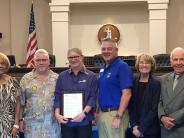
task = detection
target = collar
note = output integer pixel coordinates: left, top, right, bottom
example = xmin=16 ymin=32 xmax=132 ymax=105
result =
xmin=174 ymin=72 xmax=184 ymax=80
xmin=68 ymin=67 xmax=89 ymax=75
xmin=32 ymin=69 xmax=52 ymax=79
xmin=103 ymin=57 xmax=120 ymax=69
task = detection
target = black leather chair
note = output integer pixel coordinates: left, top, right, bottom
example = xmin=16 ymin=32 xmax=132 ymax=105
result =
xmin=7 ymin=55 xmax=16 ymax=67
xmin=153 ymin=54 xmax=170 ymax=67
xmin=120 ymin=56 xmax=136 ymax=66
xmin=84 ymin=56 xmax=94 ymax=67
xmin=93 ymin=54 xmax=104 ymax=67
xmin=49 ymin=54 xmax=55 ymax=67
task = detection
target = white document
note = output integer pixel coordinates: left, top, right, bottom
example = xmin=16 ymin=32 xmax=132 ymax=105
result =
xmin=63 ymin=93 xmax=83 ymax=118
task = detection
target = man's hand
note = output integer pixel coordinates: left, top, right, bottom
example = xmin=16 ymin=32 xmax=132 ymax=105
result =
xmin=111 ymin=117 xmax=121 ymax=129
xmin=93 ymin=112 xmax=99 ymax=125
xmin=161 ymin=116 xmax=175 ymax=129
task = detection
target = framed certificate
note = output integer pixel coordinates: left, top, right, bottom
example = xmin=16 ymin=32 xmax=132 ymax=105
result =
xmin=60 ymin=91 xmax=84 ymax=119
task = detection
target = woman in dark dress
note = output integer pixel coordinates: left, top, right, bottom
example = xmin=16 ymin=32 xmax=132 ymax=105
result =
xmin=129 ymin=53 xmax=161 ymax=138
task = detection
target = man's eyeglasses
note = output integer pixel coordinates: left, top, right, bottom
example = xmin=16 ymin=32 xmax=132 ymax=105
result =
xmin=68 ymin=56 xmax=80 ymax=60
xmin=35 ymin=59 xmax=49 ymax=62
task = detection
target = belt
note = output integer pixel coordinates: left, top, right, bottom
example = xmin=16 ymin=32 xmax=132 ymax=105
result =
xmin=101 ymin=107 xmax=119 ymax=112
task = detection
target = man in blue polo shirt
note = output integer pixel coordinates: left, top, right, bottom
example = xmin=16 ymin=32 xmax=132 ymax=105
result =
xmin=97 ymin=39 xmax=133 ymax=138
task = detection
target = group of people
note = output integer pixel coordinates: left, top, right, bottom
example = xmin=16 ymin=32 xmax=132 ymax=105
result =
xmin=0 ymin=39 xmax=184 ymax=138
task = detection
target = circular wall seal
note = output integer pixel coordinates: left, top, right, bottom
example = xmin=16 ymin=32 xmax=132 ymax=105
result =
xmin=98 ymin=24 xmax=120 ymax=43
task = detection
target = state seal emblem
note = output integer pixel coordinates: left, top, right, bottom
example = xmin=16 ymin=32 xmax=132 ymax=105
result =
xmin=98 ymin=24 xmax=120 ymax=43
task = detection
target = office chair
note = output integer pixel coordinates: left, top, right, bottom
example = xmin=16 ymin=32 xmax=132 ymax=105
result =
xmin=84 ymin=56 xmax=94 ymax=67
xmin=7 ymin=55 xmax=16 ymax=67
xmin=49 ymin=54 xmax=55 ymax=67
xmin=120 ymin=56 xmax=136 ymax=66
xmin=93 ymin=54 xmax=104 ymax=67
xmin=153 ymin=54 xmax=170 ymax=67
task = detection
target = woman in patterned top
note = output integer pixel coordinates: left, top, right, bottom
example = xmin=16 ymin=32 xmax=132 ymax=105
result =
xmin=0 ymin=53 xmax=20 ymax=138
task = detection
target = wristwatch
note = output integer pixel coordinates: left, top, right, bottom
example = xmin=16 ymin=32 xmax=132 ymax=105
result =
xmin=13 ymin=124 xmax=19 ymax=129
xmin=115 ymin=114 xmax=122 ymax=119
xmin=83 ymin=111 xmax=88 ymax=116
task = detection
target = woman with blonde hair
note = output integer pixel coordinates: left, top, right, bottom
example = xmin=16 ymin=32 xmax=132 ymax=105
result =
xmin=54 ymin=48 xmax=98 ymax=138
xmin=129 ymin=53 xmax=161 ymax=138
xmin=0 ymin=53 xmax=20 ymax=138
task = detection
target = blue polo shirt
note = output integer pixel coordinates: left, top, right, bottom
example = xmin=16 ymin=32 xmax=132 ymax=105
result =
xmin=98 ymin=57 xmax=133 ymax=108
xmin=54 ymin=68 xmax=98 ymax=127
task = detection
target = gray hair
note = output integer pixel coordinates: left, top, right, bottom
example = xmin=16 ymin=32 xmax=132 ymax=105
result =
xmin=34 ymin=49 xmax=49 ymax=60
xmin=101 ymin=39 xmax=118 ymax=47
xmin=135 ymin=53 xmax=156 ymax=73
xmin=170 ymin=47 xmax=184 ymax=59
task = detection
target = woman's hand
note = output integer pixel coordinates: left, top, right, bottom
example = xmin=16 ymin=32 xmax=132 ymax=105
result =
xmin=19 ymin=120 xmax=25 ymax=132
xmin=55 ymin=108 xmax=68 ymax=124
xmin=71 ymin=112 xmax=86 ymax=122
xmin=55 ymin=113 xmax=69 ymax=124
xmin=11 ymin=125 xmax=19 ymax=138
xmin=132 ymin=125 xmax=142 ymax=138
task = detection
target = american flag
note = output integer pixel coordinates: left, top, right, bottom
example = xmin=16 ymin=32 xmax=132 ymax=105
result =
xmin=26 ymin=3 xmax=38 ymax=67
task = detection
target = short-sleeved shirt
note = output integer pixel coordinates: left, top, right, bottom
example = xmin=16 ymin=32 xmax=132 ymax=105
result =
xmin=54 ymin=68 xmax=98 ymax=127
xmin=98 ymin=57 xmax=133 ymax=108
xmin=20 ymin=70 xmax=61 ymax=138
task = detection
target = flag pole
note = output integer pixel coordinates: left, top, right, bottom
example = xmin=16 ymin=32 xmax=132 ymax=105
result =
xmin=26 ymin=0 xmax=38 ymax=67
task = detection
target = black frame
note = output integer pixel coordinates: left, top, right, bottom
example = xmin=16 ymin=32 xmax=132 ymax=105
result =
xmin=60 ymin=90 xmax=84 ymax=119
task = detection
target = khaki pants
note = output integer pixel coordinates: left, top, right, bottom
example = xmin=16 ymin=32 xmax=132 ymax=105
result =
xmin=97 ymin=110 xmax=129 ymax=138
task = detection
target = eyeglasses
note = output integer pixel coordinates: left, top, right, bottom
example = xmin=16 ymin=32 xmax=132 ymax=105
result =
xmin=68 ymin=56 xmax=80 ymax=60
xmin=35 ymin=59 xmax=49 ymax=62
xmin=139 ymin=62 xmax=151 ymax=65
xmin=101 ymin=47 xmax=114 ymax=52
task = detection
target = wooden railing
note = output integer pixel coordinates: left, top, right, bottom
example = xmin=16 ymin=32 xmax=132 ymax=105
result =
xmin=8 ymin=66 xmax=173 ymax=81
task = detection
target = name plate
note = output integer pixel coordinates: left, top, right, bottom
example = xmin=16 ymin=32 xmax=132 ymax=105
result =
xmin=60 ymin=91 xmax=84 ymax=119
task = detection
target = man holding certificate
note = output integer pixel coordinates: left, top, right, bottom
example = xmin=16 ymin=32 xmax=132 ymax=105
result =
xmin=54 ymin=48 xmax=98 ymax=138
